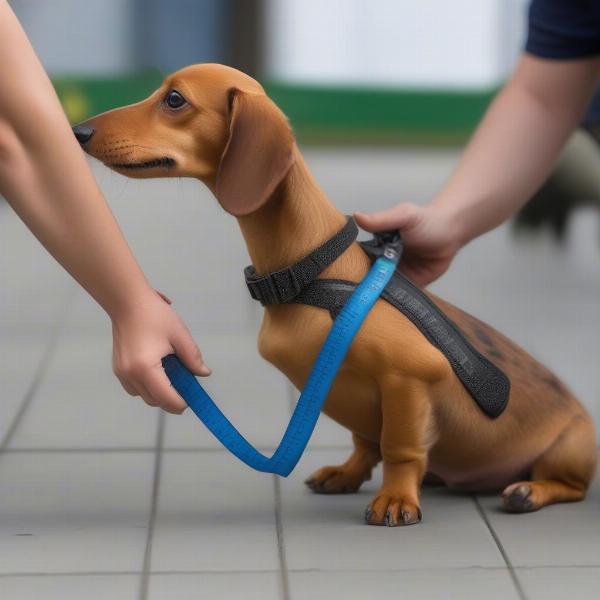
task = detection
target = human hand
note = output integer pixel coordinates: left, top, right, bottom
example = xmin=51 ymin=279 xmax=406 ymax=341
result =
xmin=110 ymin=289 xmax=210 ymax=414
xmin=354 ymin=203 xmax=461 ymax=286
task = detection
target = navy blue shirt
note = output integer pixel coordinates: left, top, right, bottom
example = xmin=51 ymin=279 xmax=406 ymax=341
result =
xmin=526 ymin=0 xmax=600 ymax=59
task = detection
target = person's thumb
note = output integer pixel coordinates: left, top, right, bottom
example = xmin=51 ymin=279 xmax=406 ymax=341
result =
xmin=171 ymin=332 xmax=211 ymax=377
xmin=354 ymin=203 xmax=420 ymax=233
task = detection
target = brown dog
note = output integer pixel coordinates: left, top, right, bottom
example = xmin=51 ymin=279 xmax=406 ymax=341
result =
xmin=74 ymin=64 xmax=596 ymax=526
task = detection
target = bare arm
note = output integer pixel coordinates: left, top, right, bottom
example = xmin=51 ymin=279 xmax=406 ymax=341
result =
xmin=431 ymin=53 xmax=600 ymax=244
xmin=356 ymin=53 xmax=600 ymax=285
xmin=0 ymin=1 xmax=209 ymax=412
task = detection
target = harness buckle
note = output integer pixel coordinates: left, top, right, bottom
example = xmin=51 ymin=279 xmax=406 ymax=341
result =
xmin=256 ymin=276 xmax=280 ymax=305
xmin=377 ymin=230 xmax=403 ymax=261
xmin=244 ymin=217 xmax=360 ymax=306
xmin=272 ymin=268 xmax=303 ymax=303
xmin=361 ymin=229 xmax=403 ymax=263
xmin=245 ymin=266 xmax=303 ymax=305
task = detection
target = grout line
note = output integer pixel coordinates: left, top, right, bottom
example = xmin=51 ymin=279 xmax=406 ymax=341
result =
xmin=0 ymin=447 xmax=158 ymax=454
xmin=0 ymin=445 xmax=275 ymax=454
xmin=0 ymin=287 xmax=77 ymax=451
xmin=0 ymin=568 xmax=440 ymax=579
xmin=139 ymin=412 xmax=165 ymax=600
xmin=273 ymin=476 xmax=291 ymax=600
xmin=0 ymin=444 xmax=356 ymax=455
xmin=1 ymin=564 xmax=598 ymax=579
xmin=472 ymin=495 xmax=528 ymax=600
xmin=0 ymin=571 xmax=144 ymax=579
xmin=7 ymin=565 xmax=600 ymax=579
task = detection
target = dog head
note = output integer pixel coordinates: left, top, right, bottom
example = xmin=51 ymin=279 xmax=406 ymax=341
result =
xmin=73 ymin=64 xmax=296 ymax=216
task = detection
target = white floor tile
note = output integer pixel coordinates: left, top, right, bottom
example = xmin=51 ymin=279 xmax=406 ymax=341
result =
xmin=0 ymin=336 xmax=49 ymax=444
xmin=517 ymin=567 xmax=600 ymax=600
xmin=0 ymin=207 xmax=74 ymax=330
xmin=148 ymin=572 xmax=280 ymax=600
xmin=289 ymin=569 xmax=520 ymax=600
xmin=0 ymin=574 xmax=139 ymax=600
xmin=0 ymin=452 xmax=153 ymax=573
xmin=476 ymin=465 xmax=600 ymax=568
xmin=281 ymin=450 xmax=505 ymax=571
xmin=93 ymin=170 xmax=259 ymax=333
xmin=8 ymin=333 xmax=158 ymax=449
xmin=163 ymin=333 xmax=291 ymax=450
xmin=306 ymin=148 xmax=459 ymax=214
xmin=150 ymin=452 xmax=279 ymax=572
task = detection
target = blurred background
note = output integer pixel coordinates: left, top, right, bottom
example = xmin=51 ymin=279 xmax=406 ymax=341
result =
xmin=1 ymin=2 xmax=599 ymax=598
xmin=12 ymin=0 xmax=527 ymax=142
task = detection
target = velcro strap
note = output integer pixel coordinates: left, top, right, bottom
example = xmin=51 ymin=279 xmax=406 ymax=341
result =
xmin=244 ymin=217 xmax=359 ymax=305
xmin=293 ymin=275 xmax=510 ymax=419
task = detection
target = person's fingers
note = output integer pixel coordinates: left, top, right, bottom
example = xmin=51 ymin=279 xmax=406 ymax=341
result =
xmin=113 ymin=359 xmax=143 ymax=396
xmin=143 ymin=367 xmax=188 ymax=414
xmin=114 ymin=358 xmax=163 ymax=407
xmin=354 ymin=203 xmax=421 ymax=233
xmin=171 ymin=330 xmax=211 ymax=377
xmin=117 ymin=376 xmax=139 ymax=397
xmin=137 ymin=380 xmax=161 ymax=408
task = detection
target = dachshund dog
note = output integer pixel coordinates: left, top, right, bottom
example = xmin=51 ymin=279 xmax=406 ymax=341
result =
xmin=73 ymin=64 xmax=596 ymax=526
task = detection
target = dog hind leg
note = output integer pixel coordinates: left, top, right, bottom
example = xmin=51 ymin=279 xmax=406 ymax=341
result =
xmin=502 ymin=413 xmax=597 ymax=512
xmin=304 ymin=433 xmax=381 ymax=494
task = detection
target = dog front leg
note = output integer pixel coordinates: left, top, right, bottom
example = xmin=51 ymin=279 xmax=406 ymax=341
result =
xmin=365 ymin=378 xmax=431 ymax=527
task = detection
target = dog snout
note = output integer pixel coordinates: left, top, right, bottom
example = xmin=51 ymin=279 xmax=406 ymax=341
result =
xmin=72 ymin=125 xmax=95 ymax=145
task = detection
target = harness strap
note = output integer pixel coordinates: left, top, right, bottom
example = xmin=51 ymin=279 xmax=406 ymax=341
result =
xmin=292 ymin=237 xmax=511 ymax=419
xmin=244 ymin=217 xmax=358 ymax=305
xmin=242 ymin=218 xmax=510 ymax=419
xmin=290 ymin=279 xmax=355 ymax=320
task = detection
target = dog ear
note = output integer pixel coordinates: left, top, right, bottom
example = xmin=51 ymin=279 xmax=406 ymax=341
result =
xmin=216 ymin=88 xmax=295 ymax=216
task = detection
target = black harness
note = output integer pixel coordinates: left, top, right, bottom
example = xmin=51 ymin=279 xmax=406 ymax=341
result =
xmin=244 ymin=218 xmax=510 ymax=418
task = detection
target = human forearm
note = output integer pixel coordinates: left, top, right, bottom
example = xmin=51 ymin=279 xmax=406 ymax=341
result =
xmin=433 ymin=54 xmax=600 ymax=245
xmin=0 ymin=115 xmax=153 ymax=317
xmin=355 ymin=54 xmax=600 ymax=286
xmin=0 ymin=1 xmax=210 ymax=413
xmin=0 ymin=1 xmax=151 ymax=317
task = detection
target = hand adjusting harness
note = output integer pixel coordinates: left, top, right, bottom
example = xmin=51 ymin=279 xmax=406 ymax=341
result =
xmin=163 ymin=217 xmax=509 ymax=476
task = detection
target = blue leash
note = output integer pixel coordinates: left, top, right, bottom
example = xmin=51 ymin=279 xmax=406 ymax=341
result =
xmin=162 ymin=232 xmax=401 ymax=476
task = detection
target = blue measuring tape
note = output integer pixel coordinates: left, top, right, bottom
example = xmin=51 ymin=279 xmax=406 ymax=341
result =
xmin=162 ymin=232 xmax=401 ymax=476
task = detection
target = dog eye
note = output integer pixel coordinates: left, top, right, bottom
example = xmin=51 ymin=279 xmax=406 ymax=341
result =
xmin=164 ymin=90 xmax=187 ymax=110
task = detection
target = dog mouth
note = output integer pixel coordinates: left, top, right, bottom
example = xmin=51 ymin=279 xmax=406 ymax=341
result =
xmin=111 ymin=156 xmax=176 ymax=170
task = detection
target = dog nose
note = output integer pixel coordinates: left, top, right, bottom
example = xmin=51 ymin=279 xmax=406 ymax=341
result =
xmin=72 ymin=125 xmax=94 ymax=145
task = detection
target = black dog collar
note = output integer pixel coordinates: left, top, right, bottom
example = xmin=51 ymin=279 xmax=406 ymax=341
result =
xmin=244 ymin=217 xmax=358 ymax=305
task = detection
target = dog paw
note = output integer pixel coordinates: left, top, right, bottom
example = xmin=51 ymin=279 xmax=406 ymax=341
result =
xmin=304 ymin=465 xmax=369 ymax=494
xmin=364 ymin=492 xmax=422 ymax=527
xmin=502 ymin=482 xmax=538 ymax=513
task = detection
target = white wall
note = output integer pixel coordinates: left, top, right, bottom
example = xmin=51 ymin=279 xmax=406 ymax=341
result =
xmin=10 ymin=0 xmax=137 ymax=74
xmin=265 ymin=0 xmax=528 ymax=89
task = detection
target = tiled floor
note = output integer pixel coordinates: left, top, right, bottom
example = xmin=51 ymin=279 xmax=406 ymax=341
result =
xmin=1 ymin=148 xmax=599 ymax=599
